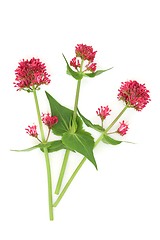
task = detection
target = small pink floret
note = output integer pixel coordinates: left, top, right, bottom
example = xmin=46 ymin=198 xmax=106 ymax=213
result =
xmin=41 ymin=113 xmax=58 ymax=129
xmin=96 ymin=106 xmax=111 ymax=120
xmin=25 ymin=124 xmax=38 ymax=137
xmin=117 ymin=120 xmax=129 ymax=136
xmin=85 ymin=62 xmax=97 ymax=73
xmin=70 ymin=57 xmax=81 ymax=70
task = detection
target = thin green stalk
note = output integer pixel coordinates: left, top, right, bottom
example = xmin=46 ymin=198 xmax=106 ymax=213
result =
xmin=53 ymin=157 xmax=86 ymax=207
xmin=53 ymin=105 xmax=128 ymax=207
xmin=33 ymin=88 xmax=45 ymax=143
xmin=71 ymin=79 xmax=82 ymax=133
xmin=33 ymin=87 xmax=54 ymax=221
xmin=55 ymin=149 xmax=70 ymax=195
xmin=54 ymin=60 xmax=84 ymax=195
xmin=43 ymin=147 xmax=54 ymax=221
xmin=71 ymin=59 xmax=84 ymax=133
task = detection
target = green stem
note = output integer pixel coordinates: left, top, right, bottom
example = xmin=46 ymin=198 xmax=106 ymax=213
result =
xmin=43 ymin=147 xmax=54 ymax=221
xmin=53 ymin=156 xmax=86 ymax=207
xmin=71 ymin=60 xmax=84 ymax=133
xmin=33 ymin=88 xmax=45 ymax=143
xmin=55 ymin=149 xmax=70 ymax=195
xmin=46 ymin=129 xmax=51 ymax=142
xmin=54 ymin=60 xmax=84 ymax=195
xmin=33 ymin=87 xmax=54 ymax=221
xmin=71 ymin=79 xmax=82 ymax=133
xmin=53 ymin=105 xmax=128 ymax=207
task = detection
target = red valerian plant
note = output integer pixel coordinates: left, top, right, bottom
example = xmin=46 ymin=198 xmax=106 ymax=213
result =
xmin=11 ymin=43 xmax=151 ymax=221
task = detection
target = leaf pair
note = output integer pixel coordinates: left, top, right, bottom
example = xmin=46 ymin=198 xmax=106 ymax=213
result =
xmin=11 ymin=93 xmax=98 ymax=170
xmin=46 ymin=92 xmax=97 ymax=169
xmin=11 ymin=140 xmax=70 ymax=153
xmin=63 ymin=54 xmax=113 ymax=81
xmin=78 ymin=109 xmax=135 ymax=146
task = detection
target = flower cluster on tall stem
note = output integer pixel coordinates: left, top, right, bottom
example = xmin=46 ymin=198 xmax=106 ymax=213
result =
xmin=14 ymin=58 xmax=51 ymax=91
xmin=14 ymin=57 xmax=54 ymax=220
xmin=70 ymin=44 xmax=97 ymax=73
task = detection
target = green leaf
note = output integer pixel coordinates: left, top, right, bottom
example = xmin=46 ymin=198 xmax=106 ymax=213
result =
xmin=40 ymin=140 xmax=75 ymax=153
xmin=78 ymin=108 xmax=104 ymax=132
xmin=102 ymin=134 xmax=136 ymax=145
xmin=45 ymin=92 xmax=83 ymax=136
xmin=62 ymin=54 xmax=83 ymax=80
xmin=62 ymin=130 xmax=98 ymax=170
xmin=83 ymin=67 xmax=113 ymax=78
xmin=11 ymin=140 xmax=75 ymax=153
xmin=10 ymin=142 xmax=52 ymax=152
xmin=102 ymin=135 xmax=122 ymax=145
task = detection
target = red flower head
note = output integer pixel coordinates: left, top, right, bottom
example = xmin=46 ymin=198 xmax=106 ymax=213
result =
xmin=70 ymin=44 xmax=97 ymax=73
xmin=117 ymin=121 xmax=129 ymax=136
xmin=96 ymin=106 xmax=111 ymax=121
xmin=14 ymin=58 xmax=51 ymax=91
xmin=25 ymin=124 xmax=38 ymax=138
xmin=117 ymin=80 xmax=151 ymax=111
xmin=41 ymin=113 xmax=58 ymax=129
xmin=75 ymin=44 xmax=97 ymax=62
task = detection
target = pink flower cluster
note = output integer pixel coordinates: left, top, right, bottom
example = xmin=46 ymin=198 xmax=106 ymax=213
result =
xmin=75 ymin=44 xmax=97 ymax=62
xmin=14 ymin=58 xmax=51 ymax=91
xmin=41 ymin=113 xmax=58 ymax=129
xmin=26 ymin=113 xmax=58 ymax=138
xmin=117 ymin=80 xmax=151 ymax=111
xmin=25 ymin=124 xmax=38 ymax=138
xmin=117 ymin=121 xmax=129 ymax=136
xmin=96 ymin=106 xmax=111 ymax=120
xmin=70 ymin=44 xmax=97 ymax=73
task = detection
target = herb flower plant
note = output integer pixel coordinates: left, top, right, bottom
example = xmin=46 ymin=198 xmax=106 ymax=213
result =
xmin=11 ymin=44 xmax=151 ymax=221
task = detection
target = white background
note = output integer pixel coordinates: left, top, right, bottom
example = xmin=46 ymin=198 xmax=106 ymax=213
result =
xmin=0 ymin=0 xmax=160 ymax=239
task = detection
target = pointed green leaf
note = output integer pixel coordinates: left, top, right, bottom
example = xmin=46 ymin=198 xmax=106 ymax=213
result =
xmin=83 ymin=67 xmax=113 ymax=78
xmin=63 ymin=54 xmax=83 ymax=80
xmin=11 ymin=140 xmax=75 ymax=153
xmin=78 ymin=108 xmax=104 ymax=132
xmin=102 ymin=134 xmax=136 ymax=145
xmin=10 ymin=142 xmax=52 ymax=152
xmin=62 ymin=130 xmax=97 ymax=170
xmin=46 ymin=92 xmax=83 ymax=136
xmin=102 ymin=135 xmax=122 ymax=145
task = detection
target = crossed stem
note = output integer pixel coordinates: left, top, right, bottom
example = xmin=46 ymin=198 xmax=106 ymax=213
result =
xmin=53 ymin=105 xmax=128 ymax=207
